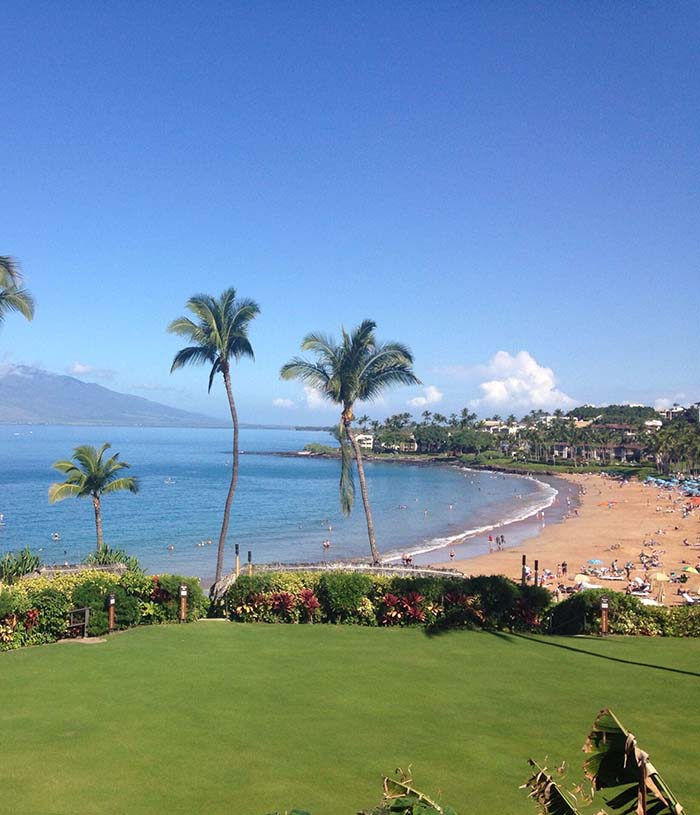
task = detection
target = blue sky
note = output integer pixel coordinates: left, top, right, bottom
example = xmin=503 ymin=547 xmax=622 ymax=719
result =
xmin=2 ymin=2 xmax=698 ymax=423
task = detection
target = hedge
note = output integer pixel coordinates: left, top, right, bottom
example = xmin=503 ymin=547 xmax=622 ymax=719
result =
xmin=226 ymin=572 xmax=553 ymax=632
xmin=0 ymin=570 xmax=208 ymax=650
xmin=549 ymin=589 xmax=700 ymax=636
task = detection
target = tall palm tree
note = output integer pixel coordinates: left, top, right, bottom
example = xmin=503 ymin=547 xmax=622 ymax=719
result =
xmin=168 ymin=289 xmax=259 ymax=583
xmin=48 ymin=443 xmax=139 ymax=550
xmin=0 ymin=256 xmax=35 ymax=327
xmin=281 ymin=319 xmax=420 ymax=564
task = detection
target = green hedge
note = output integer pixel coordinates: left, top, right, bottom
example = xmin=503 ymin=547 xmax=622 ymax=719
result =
xmin=0 ymin=569 xmax=209 ymax=650
xmin=226 ymin=572 xmax=552 ymax=632
xmin=549 ymin=589 xmax=700 ymax=636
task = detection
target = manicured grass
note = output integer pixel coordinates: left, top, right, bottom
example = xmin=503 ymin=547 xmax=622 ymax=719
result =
xmin=2 ymin=624 xmax=698 ymax=814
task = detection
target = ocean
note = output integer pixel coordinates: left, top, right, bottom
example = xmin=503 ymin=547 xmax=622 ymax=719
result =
xmin=0 ymin=425 xmax=565 ymax=579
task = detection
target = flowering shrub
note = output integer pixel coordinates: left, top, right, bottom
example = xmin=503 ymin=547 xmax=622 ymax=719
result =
xmin=0 ymin=569 xmax=209 ymax=650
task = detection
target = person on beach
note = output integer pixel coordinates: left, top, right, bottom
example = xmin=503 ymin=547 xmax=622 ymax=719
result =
xmin=449 ymin=549 xmax=455 ymax=560
xmin=561 ymin=561 xmax=568 ymax=577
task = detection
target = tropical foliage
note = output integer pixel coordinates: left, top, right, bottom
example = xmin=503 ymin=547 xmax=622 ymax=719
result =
xmin=226 ymin=571 xmax=552 ymax=631
xmin=281 ymin=319 xmax=420 ymax=563
xmin=48 ymin=443 xmax=139 ymax=550
xmin=525 ymin=708 xmax=685 ymax=814
xmin=0 ymin=255 xmax=35 ymax=328
xmin=169 ymin=288 xmax=260 ymax=583
xmin=0 ymin=567 xmax=208 ymax=650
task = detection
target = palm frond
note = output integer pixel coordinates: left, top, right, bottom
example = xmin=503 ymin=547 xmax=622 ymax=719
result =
xmin=167 ymin=316 xmax=205 ymax=340
xmin=0 ymin=256 xmax=22 ymax=287
xmin=48 ymin=482 xmax=84 ymax=503
xmin=0 ymin=289 xmax=35 ymax=321
xmin=101 ymin=477 xmax=139 ymax=495
xmin=51 ymin=460 xmax=81 ymax=475
xmin=280 ymin=359 xmax=331 ymax=391
xmin=171 ymin=345 xmax=217 ymax=373
xmin=299 ymin=332 xmax=340 ymax=363
xmin=208 ymin=361 xmax=221 ymax=393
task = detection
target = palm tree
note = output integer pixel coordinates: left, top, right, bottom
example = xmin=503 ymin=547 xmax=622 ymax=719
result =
xmin=0 ymin=256 xmax=35 ymax=327
xmin=168 ymin=289 xmax=259 ymax=583
xmin=48 ymin=443 xmax=139 ymax=550
xmin=281 ymin=319 xmax=420 ymax=564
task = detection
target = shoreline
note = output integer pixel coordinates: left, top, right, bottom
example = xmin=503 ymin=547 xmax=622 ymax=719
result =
xmin=441 ymin=472 xmax=700 ymax=606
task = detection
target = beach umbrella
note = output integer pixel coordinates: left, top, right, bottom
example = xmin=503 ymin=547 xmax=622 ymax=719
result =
xmin=588 ymin=558 xmax=603 ymax=565
xmin=682 ymin=566 xmax=699 ymax=574
xmin=652 ymin=572 xmax=670 ymax=582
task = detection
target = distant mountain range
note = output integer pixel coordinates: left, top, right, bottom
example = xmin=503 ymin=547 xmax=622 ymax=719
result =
xmin=0 ymin=365 xmax=229 ymax=427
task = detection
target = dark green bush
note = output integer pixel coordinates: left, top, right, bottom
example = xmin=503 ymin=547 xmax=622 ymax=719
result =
xmin=154 ymin=574 xmax=208 ymax=621
xmin=549 ymin=590 xmax=649 ymax=635
xmin=317 ymin=572 xmax=374 ymax=623
xmin=27 ymin=586 xmax=71 ymax=639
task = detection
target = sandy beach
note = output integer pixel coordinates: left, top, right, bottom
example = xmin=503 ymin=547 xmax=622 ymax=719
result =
xmin=443 ymin=473 xmax=700 ymax=606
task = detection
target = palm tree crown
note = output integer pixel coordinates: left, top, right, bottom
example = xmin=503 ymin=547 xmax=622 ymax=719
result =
xmin=0 ymin=256 xmax=35 ymax=325
xmin=281 ymin=319 xmax=420 ymax=563
xmin=168 ymin=289 xmax=259 ymax=388
xmin=48 ymin=443 xmax=139 ymax=550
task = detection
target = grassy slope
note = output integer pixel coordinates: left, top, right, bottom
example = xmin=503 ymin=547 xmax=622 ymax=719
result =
xmin=2 ymin=624 xmax=698 ymax=815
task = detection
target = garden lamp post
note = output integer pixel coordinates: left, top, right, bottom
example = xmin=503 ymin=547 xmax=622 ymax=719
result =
xmin=108 ymin=592 xmax=116 ymax=632
xmin=247 ymin=550 xmax=252 ymax=577
xmin=600 ymin=596 xmax=609 ymax=636
xmin=179 ymin=583 xmax=188 ymax=623
xmin=235 ymin=543 xmax=240 ymax=577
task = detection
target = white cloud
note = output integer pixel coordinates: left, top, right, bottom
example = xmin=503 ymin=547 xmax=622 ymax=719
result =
xmin=304 ymin=386 xmax=334 ymax=411
xmin=408 ymin=385 xmax=443 ymax=407
xmin=654 ymin=394 xmax=686 ymax=410
xmin=67 ymin=361 xmax=115 ymax=381
xmin=272 ymin=397 xmax=295 ymax=408
xmin=470 ymin=351 xmax=575 ymax=413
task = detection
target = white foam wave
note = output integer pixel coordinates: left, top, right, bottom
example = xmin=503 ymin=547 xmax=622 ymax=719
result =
xmin=382 ymin=469 xmax=558 ymax=563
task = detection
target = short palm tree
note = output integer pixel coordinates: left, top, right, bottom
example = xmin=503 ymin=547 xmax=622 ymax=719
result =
xmin=281 ymin=319 xmax=420 ymax=564
xmin=168 ymin=288 xmax=260 ymax=583
xmin=0 ymin=256 xmax=35 ymax=327
xmin=48 ymin=443 xmax=139 ymax=550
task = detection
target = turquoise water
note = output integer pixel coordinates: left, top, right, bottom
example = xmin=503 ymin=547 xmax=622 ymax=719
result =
xmin=0 ymin=426 xmax=557 ymax=579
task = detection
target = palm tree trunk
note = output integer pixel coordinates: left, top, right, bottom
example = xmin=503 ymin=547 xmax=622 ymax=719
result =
xmin=347 ymin=425 xmax=381 ymax=564
xmin=92 ymin=495 xmax=104 ymax=550
xmin=216 ymin=366 xmax=240 ymax=584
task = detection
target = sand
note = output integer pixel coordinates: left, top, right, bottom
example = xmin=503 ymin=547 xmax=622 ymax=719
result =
xmin=442 ymin=473 xmax=700 ymax=606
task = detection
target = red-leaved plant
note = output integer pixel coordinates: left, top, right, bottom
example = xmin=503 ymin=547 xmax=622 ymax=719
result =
xmin=298 ymin=588 xmax=321 ymax=622
xmin=23 ymin=608 xmax=40 ymax=631
xmin=270 ymin=591 xmax=296 ymax=620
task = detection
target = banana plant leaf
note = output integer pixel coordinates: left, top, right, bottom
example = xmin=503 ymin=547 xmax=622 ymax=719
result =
xmin=358 ymin=774 xmax=458 ymax=815
xmin=582 ymin=709 xmax=684 ymax=815
xmin=523 ymin=761 xmax=581 ymax=815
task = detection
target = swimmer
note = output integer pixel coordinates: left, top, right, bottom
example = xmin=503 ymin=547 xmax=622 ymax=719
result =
xmin=449 ymin=549 xmax=455 ymax=560
xmin=167 ymin=544 xmax=175 ymax=551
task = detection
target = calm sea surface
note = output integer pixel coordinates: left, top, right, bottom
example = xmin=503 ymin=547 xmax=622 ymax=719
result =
xmin=0 ymin=426 xmax=558 ymax=579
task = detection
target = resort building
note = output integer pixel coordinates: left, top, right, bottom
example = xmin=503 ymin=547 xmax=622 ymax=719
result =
xmin=354 ymin=433 xmax=374 ymax=450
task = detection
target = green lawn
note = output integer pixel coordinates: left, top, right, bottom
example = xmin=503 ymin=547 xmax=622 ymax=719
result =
xmin=2 ymin=623 xmax=698 ymax=814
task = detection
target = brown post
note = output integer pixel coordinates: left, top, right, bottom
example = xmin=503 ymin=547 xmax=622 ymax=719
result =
xmin=179 ymin=583 xmax=188 ymax=623
xmin=235 ymin=543 xmax=240 ymax=578
xmin=247 ymin=550 xmax=252 ymax=577
xmin=108 ymin=592 xmax=116 ymax=632
xmin=534 ymin=559 xmax=539 ymax=587
xmin=521 ymin=555 xmax=527 ymax=586
xmin=600 ymin=597 xmax=609 ymax=635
